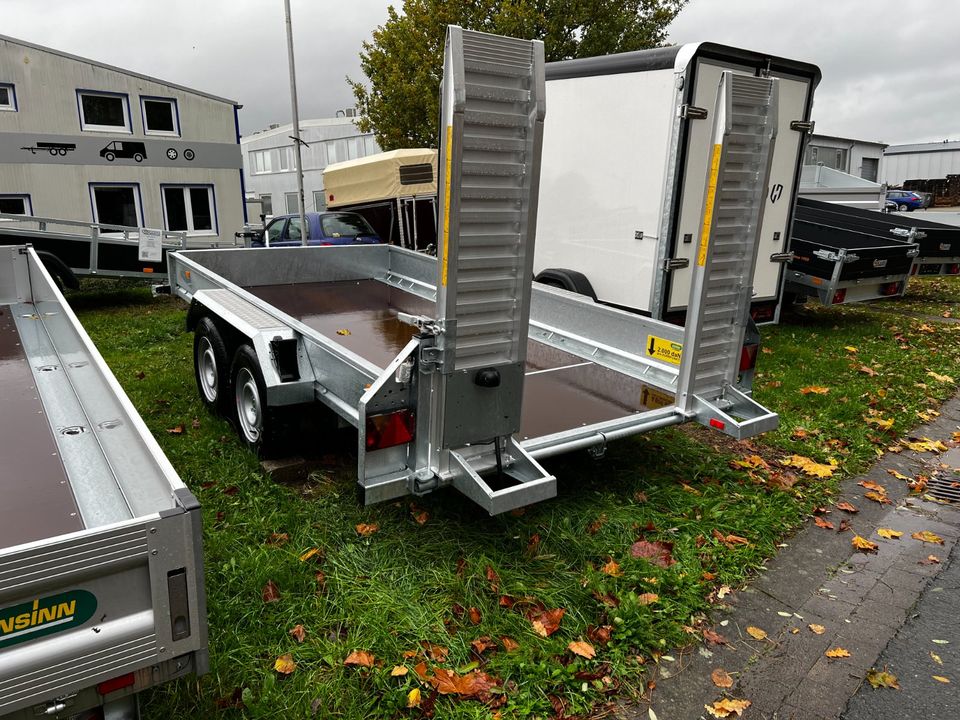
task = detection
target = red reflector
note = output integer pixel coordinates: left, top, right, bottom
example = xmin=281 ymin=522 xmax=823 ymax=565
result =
xmin=880 ymin=281 xmax=901 ymax=296
xmin=97 ymin=672 xmax=135 ymax=695
xmin=739 ymin=344 xmax=759 ymax=372
xmin=949 ymin=264 xmax=960 ymax=275
xmin=365 ymin=409 xmax=416 ymax=451
xmin=143 ymin=267 xmax=154 ymax=273
xmin=709 ymin=418 xmax=725 ymax=430
xmin=832 ymin=289 xmax=847 ymax=304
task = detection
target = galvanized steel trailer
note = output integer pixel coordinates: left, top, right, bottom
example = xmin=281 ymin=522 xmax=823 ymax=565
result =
xmin=171 ymin=27 xmax=778 ymax=516
xmin=0 ymin=246 xmax=207 ymax=719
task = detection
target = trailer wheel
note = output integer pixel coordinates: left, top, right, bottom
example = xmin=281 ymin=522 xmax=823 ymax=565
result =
xmin=231 ymin=345 xmax=283 ymax=456
xmin=194 ymin=318 xmax=231 ymax=413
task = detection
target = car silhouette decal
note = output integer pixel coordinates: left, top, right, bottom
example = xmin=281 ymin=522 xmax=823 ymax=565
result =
xmin=100 ymin=141 xmax=147 ymax=163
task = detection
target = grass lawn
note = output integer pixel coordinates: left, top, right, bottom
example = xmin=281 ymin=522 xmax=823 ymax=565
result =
xmin=67 ymin=276 xmax=960 ymax=719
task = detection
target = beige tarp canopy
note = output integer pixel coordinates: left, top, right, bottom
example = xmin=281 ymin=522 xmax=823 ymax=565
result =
xmin=323 ymin=148 xmax=438 ymax=208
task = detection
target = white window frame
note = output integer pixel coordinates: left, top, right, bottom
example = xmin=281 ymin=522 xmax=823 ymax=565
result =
xmin=161 ymin=184 xmax=218 ymax=236
xmin=285 ymin=192 xmax=299 ymax=214
xmin=0 ymin=83 xmax=17 ymax=112
xmin=77 ymin=90 xmax=132 ymax=133
xmin=0 ymin=194 xmax=32 ymax=218
xmin=89 ymin=183 xmax=143 ymax=231
xmin=312 ymin=189 xmax=327 ymax=211
xmin=140 ymin=96 xmax=180 ymax=136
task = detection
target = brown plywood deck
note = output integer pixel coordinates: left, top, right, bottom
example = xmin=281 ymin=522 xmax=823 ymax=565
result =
xmin=0 ymin=307 xmax=83 ymax=548
xmin=246 ymin=280 xmax=671 ymax=442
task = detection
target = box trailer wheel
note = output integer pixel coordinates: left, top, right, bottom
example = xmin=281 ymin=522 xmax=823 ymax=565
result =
xmin=194 ymin=317 xmax=231 ymax=413
xmin=231 ymin=344 xmax=287 ymax=456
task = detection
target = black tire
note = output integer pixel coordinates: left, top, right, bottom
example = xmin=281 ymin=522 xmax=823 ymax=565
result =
xmin=230 ymin=345 xmax=286 ymax=456
xmin=194 ymin=318 xmax=231 ymax=413
xmin=184 ymin=149 xmax=195 ymax=161
xmin=134 ymin=153 xmax=144 ymax=163
xmin=105 ymin=152 xmax=115 ymax=162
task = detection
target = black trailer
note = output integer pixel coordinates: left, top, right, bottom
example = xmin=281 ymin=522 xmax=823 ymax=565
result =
xmin=19 ymin=141 xmax=77 ymax=157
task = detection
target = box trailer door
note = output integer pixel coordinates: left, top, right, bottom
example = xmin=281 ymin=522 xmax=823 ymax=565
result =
xmin=666 ymin=60 xmax=811 ymax=313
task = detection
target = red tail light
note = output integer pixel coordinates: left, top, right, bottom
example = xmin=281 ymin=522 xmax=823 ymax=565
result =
xmin=365 ymin=409 xmax=416 ymax=451
xmin=97 ymin=672 xmax=136 ymax=696
xmin=739 ymin=344 xmax=759 ymax=372
xmin=949 ymin=264 xmax=960 ymax=275
xmin=832 ymin=289 xmax=847 ymax=304
xmin=880 ymin=282 xmax=901 ymax=296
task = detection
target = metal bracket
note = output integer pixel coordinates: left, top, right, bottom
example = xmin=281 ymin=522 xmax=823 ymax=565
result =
xmin=664 ymin=257 xmax=690 ymax=271
xmin=790 ymin=119 xmax=815 ymax=133
xmin=680 ymin=104 xmax=708 ymax=120
xmin=770 ymin=252 xmax=795 ymax=263
xmin=889 ymin=227 xmax=927 ymax=240
xmin=813 ymin=249 xmax=841 ymax=263
xmin=906 ymin=247 xmax=920 ymax=258
xmin=398 ymin=312 xmax=445 ymax=335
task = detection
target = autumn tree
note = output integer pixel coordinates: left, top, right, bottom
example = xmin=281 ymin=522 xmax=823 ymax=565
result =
xmin=349 ymin=0 xmax=687 ymax=150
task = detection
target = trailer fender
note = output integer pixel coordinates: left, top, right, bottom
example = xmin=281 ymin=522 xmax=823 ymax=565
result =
xmin=35 ymin=251 xmax=80 ymax=290
xmin=534 ymin=268 xmax=597 ymax=301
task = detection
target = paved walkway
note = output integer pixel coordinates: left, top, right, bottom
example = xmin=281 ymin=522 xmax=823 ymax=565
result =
xmin=619 ymin=396 xmax=960 ymax=720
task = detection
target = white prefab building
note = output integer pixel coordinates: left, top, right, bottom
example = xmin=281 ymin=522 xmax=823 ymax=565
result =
xmin=881 ymin=140 xmax=960 ymax=186
xmin=804 ymin=133 xmax=886 ymax=182
xmin=241 ymin=117 xmax=380 ymax=220
xmin=0 ymin=34 xmax=245 ymax=247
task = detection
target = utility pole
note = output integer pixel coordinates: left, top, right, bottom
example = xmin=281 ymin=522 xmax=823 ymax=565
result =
xmin=284 ymin=0 xmax=307 ymax=245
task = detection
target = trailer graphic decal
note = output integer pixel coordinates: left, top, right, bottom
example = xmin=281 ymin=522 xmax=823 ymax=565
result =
xmin=0 ymin=590 xmax=97 ymax=649
xmin=646 ymin=335 xmax=683 ymax=365
xmin=698 ymin=143 xmax=723 ymax=267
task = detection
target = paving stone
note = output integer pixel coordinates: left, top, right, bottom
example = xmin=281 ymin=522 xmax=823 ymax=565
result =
xmin=797 ymin=593 xmax=858 ymax=623
xmin=783 ymin=679 xmax=854 ymax=717
xmin=848 ymin=595 xmax=908 ymax=630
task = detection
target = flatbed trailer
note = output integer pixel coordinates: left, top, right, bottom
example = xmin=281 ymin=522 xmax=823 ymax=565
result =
xmin=171 ymin=27 xmax=778 ymax=515
xmin=0 ymin=245 xmax=207 ymax=719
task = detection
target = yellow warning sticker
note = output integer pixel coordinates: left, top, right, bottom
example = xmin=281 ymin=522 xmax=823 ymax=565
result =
xmin=646 ymin=335 xmax=683 ymax=365
xmin=698 ymin=143 xmax=723 ymax=267
xmin=440 ymin=125 xmax=453 ymax=287
xmin=640 ymin=384 xmax=674 ymax=410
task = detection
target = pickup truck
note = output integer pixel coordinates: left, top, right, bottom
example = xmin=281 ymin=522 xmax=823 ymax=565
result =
xmin=254 ymin=211 xmax=382 ymax=247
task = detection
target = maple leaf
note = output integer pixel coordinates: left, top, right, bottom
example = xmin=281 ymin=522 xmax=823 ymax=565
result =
xmin=485 ymin=565 xmax=500 ymax=593
xmin=355 ymin=523 xmax=380 ymax=537
xmin=858 ymin=480 xmax=886 ymax=492
xmin=428 ymin=667 xmax=499 ymax=699
xmin=704 ymin=698 xmax=751 ymax=717
xmin=471 ymin=636 xmax=496 ymax=655
xmin=825 ymin=647 xmax=851 ymax=658
xmin=587 ymin=625 xmax=613 ymax=646
xmin=410 ymin=504 xmax=430 ymax=525
xmin=299 ymin=547 xmax=321 ymax=562
xmin=808 ymin=624 xmax=826 ymax=635
xmin=630 ymin=539 xmax=676 ymax=568
xmin=877 ymin=528 xmax=903 ymax=540
xmin=836 ymin=501 xmax=859 ymax=513
xmin=912 ymin=531 xmax=945 ymax=544
xmin=746 ymin=626 xmax=768 ymax=641
xmin=927 ymin=371 xmax=955 ymax=383
xmin=637 ymin=592 xmax=660 ymax=605
xmin=904 ymin=438 xmax=949 ymax=453
xmin=420 ymin=641 xmax=449 ymax=662
xmin=500 ymin=636 xmax=520 ymax=652
xmin=731 ymin=454 xmax=769 ymax=470
xmin=274 ymin=653 xmax=296 ymax=674
xmin=800 ymin=386 xmax=830 ymax=395
xmin=261 ymin=580 xmax=281 ymax=603
xmin=865 ymin=416 xmax=895 ymax=431
xmin=852 ymin=535 xmax=879 ymax=553
xmin=344 ymin=650 xmax=375 ymax=668
xmin=528 ymin=607 xmax=565 ymax=637
xmin=391 ymin=665 xmax=408 ymax=677
xmin=866 ymin=668 xmax=900 ymax=689
xmin=711 ymin=668 xmax=734 ymax=688
xmin=785 ymin=455 xmax=836 ymax=478
xmin=814 ymin=516 xmax=834 ymax=530
xmin=703 ymin=628 xmax=729 ymax=646
xmin=601 ymin=558 xmax=623 ymax=576
xmin=864 ymin=490 xmax=892 ymax=505
xmin=288 ymin=624 xmax=307 ymax=643
xmin=568 ymin=640 xmax=596 ymax=659
xmin=468 ymin=607 xmax=482 ymax=625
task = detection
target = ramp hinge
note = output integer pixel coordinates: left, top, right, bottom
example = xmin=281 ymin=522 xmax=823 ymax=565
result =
xmin=790 ymin=120 xmax=815 ymax=134
xmin=680 ymin=104 xmax=708 ymax=120
xmin=770 ymin=252 xmax=795 ymax=263
xmin=813 ymin=249 xmax=839 ymax=263
xmin=664 ymin=258 xmax=690 ymax=271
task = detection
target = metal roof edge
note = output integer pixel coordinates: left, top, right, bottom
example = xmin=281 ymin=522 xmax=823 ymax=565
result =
xmin=0 ymin=33 xmax=240 ymax=106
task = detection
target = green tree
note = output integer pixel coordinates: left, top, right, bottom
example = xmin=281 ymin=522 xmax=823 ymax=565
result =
xmin=349 ymin=0 xmax=687 ymax=150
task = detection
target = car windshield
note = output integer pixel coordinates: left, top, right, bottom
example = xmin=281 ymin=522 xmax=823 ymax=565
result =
xmin=320 ymin=213 xmax=377 ymax=238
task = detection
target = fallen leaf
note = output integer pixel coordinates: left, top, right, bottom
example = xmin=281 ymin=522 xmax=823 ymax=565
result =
xmin=712 ymin=529 xmax=751 ymax=548
xmin=912 ymin=531 xmax=945 ymax=544
xmin=407 ymin=688 xmax=421 ymax=708
xmin=852 ymin=535 xmax=879 ymax=553
xmin=877 ymin=528 xmax=903 ymax=540
xmin=746 ymin=626 xmax=768 ymax=641
xmin=391 ymin=665 xmax=408 ymax=677
xmin=809 ymin=624 xmax=826 ymax=635
xmin=344 ymin=650 xmax=375 ymax=668
xmin=135 ymin=370 xmax=146 ymax=380
xmin=859 ymin=480 xmax=886 ymax=492
xmin=814 ymin=516 xmax=835 ymax=530
xmin=299 ymin=547 xmax=321 ymax=562
xmin=933 ymin=639 xmax=950 ymax=645
xmin=866 ymin=416 xmax=895 ymax=431
xmin=887 ymin=469 xmax=911 ymax=481
xmin=836 ymin=501 xmax=859 ymax=513
xmin=858 ymin=365 xmax=879 ymax=377
xmin=166 ymin=425 xmax=185 ymax=435
xmin=468 ymin=607 xmax=482 ymax=625
xmin=903 ymin=438 xmax=949 ymax=453
xmin=191 ymin=418 xmax=201 ymax=429
xmin=825 ymin=647 xmax=851 ymax=658
xmin=470 ymin=636 xmax=496 ymax=655
xmin=864 ymin=491 xmax=892 ymax=505
xmin=717 ymin=585 xmax=732 ymax=598
xmin=931 ymin=652 xmax=943 ymax=665
xmin=800 ymin=386 xmax=830 ymax=395
xmin=568 ymin=640 xmax=596 ymax=659
xmin=601 ymin=558 xmax=622 ymax=576
xmin=587 ymin=514 xmax=608 ymax=534
xmin=485 ymin=565 xmax=500 ymax=593
xmin=262 ymin=580 xmax=281 ymax=603
xmin=427 ymin=667 xmax=499 ymax=699
xmin=933 ymin=675 xmax=951 ymax=684
xmin=355 ymin=523 xmax=379 ymax=537
xmin=336 ymin=328 xmax=351 ymax=336
xmin=274 ymin=653 xmax=296 ymax=674
xmin=631 ymin=540 xmax=676 ymax=568
xmin=866 ymin=668 xmax=900 ymax=689
xmin=703 ymin=628 xmax=729 ymax=646
xmin=704 ymin=698 xmax=752 ymax=717
xmin=266 ymin=532 xmax=290 ymax=547
xmin=838 ymin=518 xmax=852 ymax=533
xmin=410 ymin=504 xmax=430 ymax=526
xmin=731 ymin=454 xmax=769 ymax=470
xmin=711 ymin=668 xmax=734 ymax=688
xmin=587 ymin=625 xmax=613 ymax=646
xmin=528 ymin=607 xmax=565 ymax=637
xmin=927 ymin=371 xmax=955 ymax=384
xmin=289 ymin=624 xmax=307 ymax=643
xmin=500 ymin=636 xmax=520 ymax=652
xmin=785 ymin=454 xmax=836 ymax=478
xmin=420 ymin=641 xmax=449 ymax=662
xmin=920 ymin=555 xmax=941 ymax=565
xmin=844 ymin=346 xmax=858 ymax=353
xmin=637 ymin=592 xmax=660 ymax=605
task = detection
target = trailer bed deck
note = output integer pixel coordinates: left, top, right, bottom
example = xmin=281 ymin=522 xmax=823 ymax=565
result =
xmin=247 ymin=280 xmax=665 ymax=440
xmin=0 ymin=305 xmax=83 ymax=548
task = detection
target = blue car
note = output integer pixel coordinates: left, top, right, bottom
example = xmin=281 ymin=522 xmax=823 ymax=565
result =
xmin=254 ymin=211 xmax=382 ymax=247
xmin=885 ymin=190 xmax=924 ymax=212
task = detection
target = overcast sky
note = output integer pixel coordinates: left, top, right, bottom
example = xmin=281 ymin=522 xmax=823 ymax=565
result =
xmin=2 ymin=0 xmax=957 ymax=145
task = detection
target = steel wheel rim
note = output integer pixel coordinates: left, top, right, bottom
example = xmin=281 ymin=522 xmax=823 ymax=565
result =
xmin=236 ymin=367 xmax=262 ymax=442
xmin=198 ymin=337 xmax=218 ymax=402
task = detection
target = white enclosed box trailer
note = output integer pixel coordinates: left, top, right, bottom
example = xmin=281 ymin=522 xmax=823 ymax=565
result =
xmin=534 ymin=43 xmax=820 ymax=323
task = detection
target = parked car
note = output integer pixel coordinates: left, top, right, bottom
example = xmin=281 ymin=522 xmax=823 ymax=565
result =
xmin=253 ymin=211 xmax=382 ymax=247
xmin=886 ymin=190 xmax=924 ymax=212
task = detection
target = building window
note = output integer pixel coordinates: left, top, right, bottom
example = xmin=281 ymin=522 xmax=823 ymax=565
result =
xmin=250 ymin=147 xmax=296 ymax=174
xmin=141 ymin=96 xmax=180 ymax=136
xmin=0 ymin=194 xmax=32 ymax=216
xmin=90 ymin=184 xmax=142 ymax=228
xmin=261 ymin=194 xmax=273 ymax=216
xmin=162 ymin=185 xmax=217 ymax=234
xmin=77 ymin=90 xmax=131 ymax=133
xmin=285 ymin=192 xmax=299 ymax=213
xmin=312 ymin=190 xmax=327 ymax=211
xmin=0 ymin=83 xmax=17 ymax=112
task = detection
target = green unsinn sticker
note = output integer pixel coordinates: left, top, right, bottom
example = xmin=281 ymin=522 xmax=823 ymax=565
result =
xmin=646 ymin=335 xmax=683 ymax=365
xmin=0 ymin=590 xmax=97 ymax=649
